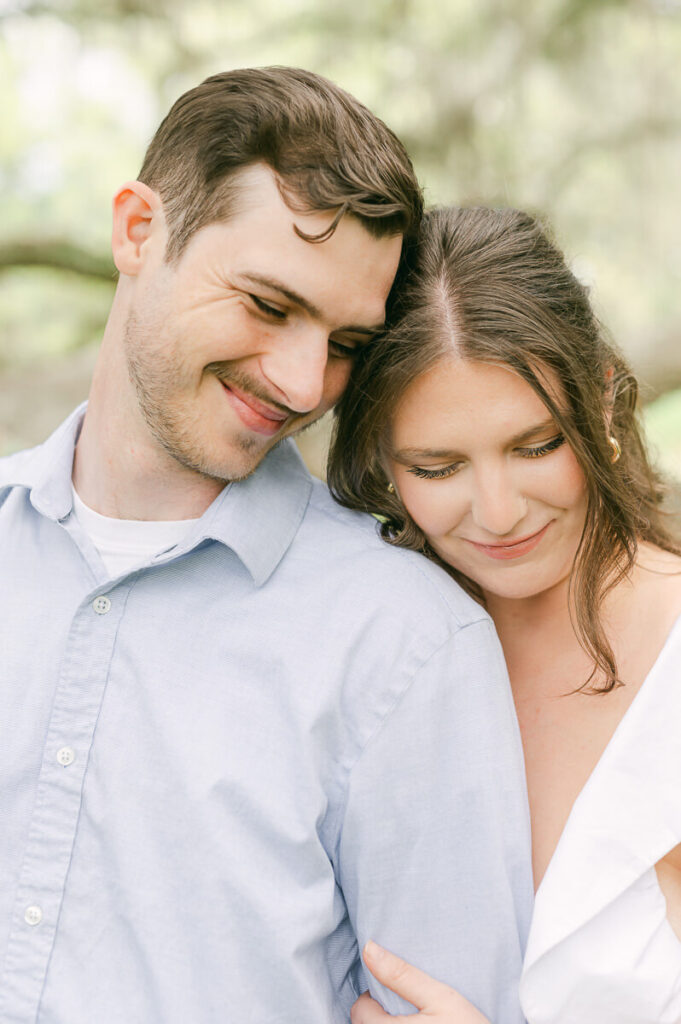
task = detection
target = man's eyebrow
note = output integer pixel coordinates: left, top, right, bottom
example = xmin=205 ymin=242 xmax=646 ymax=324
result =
xmin=392 ymin=418 xmax=560 ymax=462
xmin=240 ymin=273 xmax=385 ymax=334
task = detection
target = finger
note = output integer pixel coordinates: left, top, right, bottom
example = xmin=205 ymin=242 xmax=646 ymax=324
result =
xmin=351 ymin=990 xmax=414 ymax=1024
xmin=363 ymin=941 xmax=458 ymax=1012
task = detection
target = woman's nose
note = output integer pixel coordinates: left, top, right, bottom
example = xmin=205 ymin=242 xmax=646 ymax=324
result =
xmin=470 ymin=466 xmax=528 ymax=537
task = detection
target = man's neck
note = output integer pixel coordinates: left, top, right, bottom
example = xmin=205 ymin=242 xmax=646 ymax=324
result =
xmin=72 ymin=376 xmax=225 ymax=523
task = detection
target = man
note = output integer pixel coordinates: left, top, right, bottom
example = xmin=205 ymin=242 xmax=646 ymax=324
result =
xmin=0 ymin=68 xmax=532 ymax=1022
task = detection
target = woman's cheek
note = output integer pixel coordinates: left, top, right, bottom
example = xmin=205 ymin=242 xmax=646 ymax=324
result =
xmin=537 ymin=450 xmax=587 ymax=510
xmin=399 ymin=478 xmax=465 ymax=537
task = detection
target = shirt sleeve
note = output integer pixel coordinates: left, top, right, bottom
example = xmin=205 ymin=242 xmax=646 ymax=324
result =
xmin=336 ymin=616 xmax=533 ymax=1024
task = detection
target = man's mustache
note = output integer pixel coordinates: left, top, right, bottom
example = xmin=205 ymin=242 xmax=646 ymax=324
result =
xmin=205 ymin=363 xmax=297 ymax=418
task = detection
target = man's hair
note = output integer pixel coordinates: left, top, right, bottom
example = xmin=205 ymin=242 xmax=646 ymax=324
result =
xmin=138 ymin=66 xmax=423 ymax=261
xmin=328 ymin=206 xmax=680 ymax=693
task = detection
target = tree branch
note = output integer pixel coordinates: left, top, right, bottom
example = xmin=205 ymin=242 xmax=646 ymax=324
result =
xmin=0 ymin=240 xmax=116 ymax=283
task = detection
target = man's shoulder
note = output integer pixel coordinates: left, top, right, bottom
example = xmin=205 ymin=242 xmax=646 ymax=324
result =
xmin=299 ymin=478 xmax=485 ymax=632
xmin=0 ymin=441 xmax=43 ymax=491
xmin=0 ymin=406 xmax=83 ymax=496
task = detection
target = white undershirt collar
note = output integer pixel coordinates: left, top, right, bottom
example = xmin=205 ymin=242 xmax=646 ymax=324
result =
xmin=70 ymin=484 xmax=196 ymax=576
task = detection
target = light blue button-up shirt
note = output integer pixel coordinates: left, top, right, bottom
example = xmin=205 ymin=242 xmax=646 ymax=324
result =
xmin=0 ymin=406 xmax=533 ymax=1024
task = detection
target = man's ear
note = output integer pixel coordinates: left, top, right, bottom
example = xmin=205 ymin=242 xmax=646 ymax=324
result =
xmin=111 ymin=181 xmax=165 ymax=276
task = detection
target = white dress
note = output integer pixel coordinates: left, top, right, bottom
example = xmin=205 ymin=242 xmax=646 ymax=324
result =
xmin=519 ymin=615 xmax=681 ymax=1024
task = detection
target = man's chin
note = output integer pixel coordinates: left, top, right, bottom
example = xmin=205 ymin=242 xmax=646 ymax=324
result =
xmin=167 ymin=413 xmax=320 ymax=485
xmin=222 ymin=416 xmax=324 ymax=481
xmin=195 ymin=435 xmax=287 ymax=485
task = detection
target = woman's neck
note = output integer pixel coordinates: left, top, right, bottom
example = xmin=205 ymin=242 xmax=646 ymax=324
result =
xmin=485 ymin=575 xmax=574 ymax=661
xmin=486 ymin=543 xmax=681 ymax=698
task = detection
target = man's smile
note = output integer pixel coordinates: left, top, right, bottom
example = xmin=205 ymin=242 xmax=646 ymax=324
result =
xmin=219 ymin=379 xmax=290 ymax=436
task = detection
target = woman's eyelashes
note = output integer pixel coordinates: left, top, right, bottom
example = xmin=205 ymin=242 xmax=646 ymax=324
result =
xmin=516 ymin=434 xmax=566 ymax=458
xmin=407 ymin=463 xmax=463 ymax=480
xmin=406 ymin=434 xmax=566 ymax=480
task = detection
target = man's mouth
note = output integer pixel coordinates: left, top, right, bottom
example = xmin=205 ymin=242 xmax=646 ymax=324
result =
xmin=219 ymin=380 xmax=290 ymax=437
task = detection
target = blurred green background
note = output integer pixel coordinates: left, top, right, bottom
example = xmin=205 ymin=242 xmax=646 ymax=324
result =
xmin=1 ymin=0 xmax=680 ymax=482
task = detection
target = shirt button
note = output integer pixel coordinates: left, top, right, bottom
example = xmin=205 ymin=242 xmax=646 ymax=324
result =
xmin=92 ymin=595 xmax=111 ymax=615
xmin=57 ymin=746 xmax=75 ymax=767
xmin=24 ymin=905 xmax=43 ymax=927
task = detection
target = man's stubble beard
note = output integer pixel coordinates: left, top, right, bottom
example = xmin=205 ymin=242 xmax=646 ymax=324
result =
xmin=122 ymin=311 xmax=317 ymax=484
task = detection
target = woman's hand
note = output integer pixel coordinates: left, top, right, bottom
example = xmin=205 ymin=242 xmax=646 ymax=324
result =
xmin=351 ymin=941 xmax=491 ymax=1024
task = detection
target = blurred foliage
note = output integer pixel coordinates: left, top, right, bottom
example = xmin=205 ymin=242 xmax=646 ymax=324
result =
xmin=0 ymin=0 xmax=680 ymax=478
xmin=645 ymin=387 xmax=681 ymax=481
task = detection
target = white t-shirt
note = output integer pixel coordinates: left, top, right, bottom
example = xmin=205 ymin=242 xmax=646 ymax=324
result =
xmin=71 ymin=486 xmax=195 ymax=577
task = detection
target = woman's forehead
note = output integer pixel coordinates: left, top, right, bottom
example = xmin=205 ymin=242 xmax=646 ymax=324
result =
xmin=394 ymin=357 xmax=556 ymax=429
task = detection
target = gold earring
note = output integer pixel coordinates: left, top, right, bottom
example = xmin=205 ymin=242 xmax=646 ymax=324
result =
xmin=387 ymin=482 xmax=395 ymax=494
xmin=608 ymin=435 xmax=621 ymax=463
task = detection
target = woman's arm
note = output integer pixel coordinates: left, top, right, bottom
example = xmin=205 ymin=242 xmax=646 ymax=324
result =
xmin=351 ymin=942 xmax=492 ymax=1024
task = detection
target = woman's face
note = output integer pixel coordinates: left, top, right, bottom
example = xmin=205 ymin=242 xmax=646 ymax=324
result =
xmin=387 ymin=357 xmax=589 ymax=603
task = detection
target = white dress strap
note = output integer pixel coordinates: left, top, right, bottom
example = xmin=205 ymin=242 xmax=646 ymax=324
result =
xmin=520 ymin=614 xmax=681 ymax=1023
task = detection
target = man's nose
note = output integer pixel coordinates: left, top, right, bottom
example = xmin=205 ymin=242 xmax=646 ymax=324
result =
xmin=470 ymin=464 xmax=528 ymax=536
xmin=260 ymin=326 xmax=330 ymax=414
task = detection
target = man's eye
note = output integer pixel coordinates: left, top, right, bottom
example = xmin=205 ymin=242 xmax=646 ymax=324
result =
xmin=329 ymin=338 xmax=358 ymax=359
xmin=251 ymin=295 xmax=287 ymax=320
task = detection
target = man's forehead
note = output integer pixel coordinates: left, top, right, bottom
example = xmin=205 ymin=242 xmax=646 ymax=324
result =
xmin=216 ymin=163 xmax=403 ymax=262
xmin=222 ymin=235 xmax=400 ymax=329
xmin=185 ymin=165 xmax=402 ymax=328
xmin=220 ymin=163 xmax=336 ymax=234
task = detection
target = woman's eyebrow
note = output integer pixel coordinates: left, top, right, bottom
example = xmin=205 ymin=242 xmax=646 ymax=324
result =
xmin=392 ymin=446 xmax=462 ymax=462
xmin=392 ymin=419 xmax=560 ymax=462
xmin=510 ymin=418 xmax=559 ymax=445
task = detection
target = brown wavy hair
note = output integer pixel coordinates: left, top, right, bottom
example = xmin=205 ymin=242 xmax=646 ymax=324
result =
xmin=138 ymin=66 xmax=422 ymax=262
xmin=328 ymin=206 xmax=680 ymax=692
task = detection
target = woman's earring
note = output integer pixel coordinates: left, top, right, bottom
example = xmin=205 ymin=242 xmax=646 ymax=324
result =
xmin=608 ymin=435 xmax=621 ymax=463
xmin=387 ymin=482 xmax=395 ymax=494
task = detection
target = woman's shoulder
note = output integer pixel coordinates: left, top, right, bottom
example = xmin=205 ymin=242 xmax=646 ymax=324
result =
xmin=636 ymin=541 xmax=681 ymax=578
xmin=631 ymin=543 xmax=681 ymax=645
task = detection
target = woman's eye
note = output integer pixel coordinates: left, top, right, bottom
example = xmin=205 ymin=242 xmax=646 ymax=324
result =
xmin=251 ymin=295 xmax=287 ymax=320
xmin=406 ymin=463 xmax=462 ymax=480
xmin=516 ymin=434 xmax=566 ymax=459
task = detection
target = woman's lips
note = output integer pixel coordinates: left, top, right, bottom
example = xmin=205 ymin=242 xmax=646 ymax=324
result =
xmin=465 ymin=521 xmax=553 ymax=560
xmin=220 ymin=381 xmax=289 ymax=437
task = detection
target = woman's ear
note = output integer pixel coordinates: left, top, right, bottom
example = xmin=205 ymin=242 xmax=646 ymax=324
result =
xmin=111 ymin=180 xmax=165 ymax=276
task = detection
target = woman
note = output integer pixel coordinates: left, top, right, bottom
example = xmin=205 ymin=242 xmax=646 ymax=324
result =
xmin=328 ymin=207 xmax=681 ymax=1023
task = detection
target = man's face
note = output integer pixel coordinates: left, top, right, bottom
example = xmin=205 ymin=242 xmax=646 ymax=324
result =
xmin=123 ymin=165 xmax=402 ymax=482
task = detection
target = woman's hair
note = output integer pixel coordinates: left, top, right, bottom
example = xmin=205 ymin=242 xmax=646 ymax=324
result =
xmin=328 ymin=206 xmax=680 ymax=692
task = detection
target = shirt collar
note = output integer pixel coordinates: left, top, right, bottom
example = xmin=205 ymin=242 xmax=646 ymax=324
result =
xmin=184 ymin=439 xmax=313 ymax=586
xmin=0 ymin=402 xmax=86 ymax=522
xmin=0 ymin=403 xmax=313 ymax=587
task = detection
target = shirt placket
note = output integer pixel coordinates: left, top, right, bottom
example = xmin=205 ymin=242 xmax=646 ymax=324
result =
xmin=0 ymin=583 xmax=130 ymax=1023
